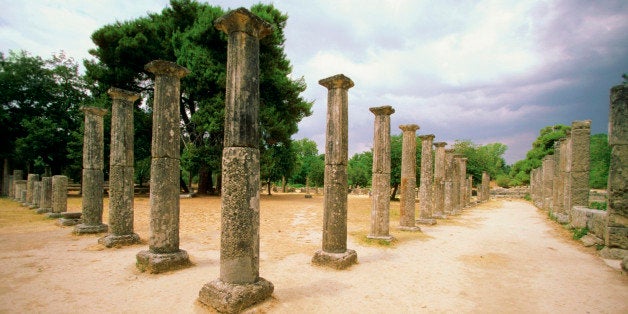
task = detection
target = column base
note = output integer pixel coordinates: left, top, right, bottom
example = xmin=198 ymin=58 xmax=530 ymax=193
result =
xmin=99 ymin=233 xmax=141 ymax=248
xmin=416 ymin=218 xmax=437 ymax=225
xmin=46 ymin=212 xmax=62 ymax=218
xmin=198 ymin=277 xmax=274 ymax=313
xmin=28 ymin=204 xmax=38 ymax=209
xmin=57 ymin=218 xmax=81 ymax=226
xmin=312 ymin=249 xmax=358 ymax=269
xmin=73 ymin=223 xmax=108 ymax=234
xmin=432 ymin=213 xmax=447 ymax=219
xmin=366 ymin=235 xmax=394 ymax=242
xmin=397 ymin=225 xmax=421 ymax=232
xmin=136 ymin=249 xmax=191 ymax=274
xmin=36 ymin=208 xmax=51 ymax=214
xmin=550 ymin=212 xmax=570 ymax=224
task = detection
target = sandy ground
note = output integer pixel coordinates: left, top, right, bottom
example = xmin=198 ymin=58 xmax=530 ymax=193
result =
xmin=0 ymin=193 xmax=626 ymax=313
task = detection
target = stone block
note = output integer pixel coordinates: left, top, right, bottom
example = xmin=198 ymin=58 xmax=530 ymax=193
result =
xmin=99 ymin=233 xmax=140 ymax=248
xmin=149 ymin=157 xmax=181 ymax=253
xmin=609 ymin=85 xmax=627 ymax=146
xmin=606 ymin=226 xmax=628 ymax=250
xmin=198 ymin=277 xmax=273 ymax=313
xmin=136 ymin=249 xmax=191 ymax=274
xmin=312 ymin=249 xmax=357 ymax=270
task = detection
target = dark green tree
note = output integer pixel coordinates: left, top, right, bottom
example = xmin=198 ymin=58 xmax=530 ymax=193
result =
xmin=453 ymin=140 xmax=508 ymax=184
xmin=348 ymin=151 xmax=372 ymax=188
xmin=589 ymin=133 xmax=610 ymax=189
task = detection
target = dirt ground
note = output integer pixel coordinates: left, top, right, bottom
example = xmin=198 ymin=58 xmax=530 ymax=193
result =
xmin=0 ymin=193 xmax=626 ymax=313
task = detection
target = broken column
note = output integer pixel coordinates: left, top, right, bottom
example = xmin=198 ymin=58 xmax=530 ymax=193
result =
xmin=198 ymin=8 xmax=273 ymax=313
xmin=312 ymin=74 xmax=358 ymax=269
xmin=74 ymin=107 xmax=108 ymax=234
xmin=433 ymin=142 xmax=447 ymax=217
xmin=542 ymin=154 xmax=554 ymax=211
xmin=12 ymin=170 xmax=23 ymax=201
xmin=51 ymin=175 xmax=68 ymax=214
xmin=467 ymin=175 xmax=473 ymax=206
xmin=602 ymin=85 xmax=627 ymax=260
xmin=457 ymin=157 xmax=467 ymax=210
xmin=136 ymin=60 xmax=190 ymax=273
xmin=569 ymin=120 xmax=591 ymax=212
xmin=481 ymin=171 xmax=490 ymax=202
xmin=25 ymin=174 xmax=39 ymax=207
xmin=397 ymin=124 xmax=421 ymax=231
xmin=37 ymin=177 xmax=52 ymax=213
xmin=562 ymin=131 xmax=572 ymax=215
xmin=552 ymin=139 xmax=565 ymax=213
xmin=418 ymin=134 xmax=436 ymax=225
xmin=367 ymin=105 xmax=395 ymax=241
xmin=99 ymin=87 xmax=141 ymax=248
xmin=30 ymin=181 xmax=41 ymax=209
xmin=443 ymin=149 xmax=455 ymax=215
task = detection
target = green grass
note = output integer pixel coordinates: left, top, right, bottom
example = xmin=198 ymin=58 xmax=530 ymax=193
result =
xmin=571 ymin=227 xmax=589 ymax=240
xmin=589 ymin=201 xmax=607 ymax=211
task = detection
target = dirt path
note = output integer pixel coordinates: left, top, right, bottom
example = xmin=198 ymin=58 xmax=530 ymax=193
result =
xmin=0 ymin=195 xmax=626 ymax=313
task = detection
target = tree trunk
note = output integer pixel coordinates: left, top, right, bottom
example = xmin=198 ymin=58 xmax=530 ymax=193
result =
xmin=267 ymin=178 xmax=272 ymax=196
xmin=282 ymin=176 xmax=286 ymax=193
xmin=197 ymin=166 xmax=211 ymax=195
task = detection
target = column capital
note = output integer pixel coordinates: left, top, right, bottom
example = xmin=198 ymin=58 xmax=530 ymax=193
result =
xmin=319 ymin=74 xmax=354 ymax=90
xmin=145 ymin=60 xmax=190 ymax=79
xmin=398 ymin=124 xmax=419 ymax=132
xmin=81 ymin=106 xmax=108 ymax=117
xmin=418 ymin=134 xmax=435 ymax=141
xmin=571 ymin=119 xmax=591 ymax=130
xmin=433 ymin=141 xmax=447 ymax=148
xmin=214 ymin=7 xmax=273 ymax=39
xmin=108 ymin=87 xmax=140 ymax=103
xmin=369 ymin=105 xmax=395 ymax=116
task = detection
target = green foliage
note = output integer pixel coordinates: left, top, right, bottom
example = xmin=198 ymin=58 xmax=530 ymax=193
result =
xmin=0 ymin=50 xmax=87 ymax=178
xmin=589 ymin=133 xmax=610 ymax=189
xmin=290 ymin=138 xmax=323 ymax=185
xmin=589 ymin=201 xmax=607 ymax=211
xmin=571 ymin=227 xmax=589 ymax=240
xmin=348 ymin=151 xmax=373 ymax=187
xmin=452 ymin=140 xmax=508 ymax=184
xmin=495 ymin=174 xmax=512 ymax=188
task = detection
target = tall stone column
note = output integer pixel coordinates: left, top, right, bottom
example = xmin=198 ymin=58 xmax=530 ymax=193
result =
xmin=51 ymin=175 xmax=68 ymax=214
xmin=562 ymin=131 xmax=572 ymax=214
xmin=398 ymin=124 xmax=421 ymax=231
xmin=458 ymin=157 xmax=467 ymax=210
xmin=37 ymin=177 xmax=52 ymax=213
xmin=198 ymin=8 xmax=274 ymax=313
xmin=136 ymin=60 xmax=190 ymax=273
xmin=12 ymin=170 xmax=23 ymax=201
xmin=367 ymin=106 xmax=395 ymax=241
xmin=312 ymin=74 xmax=358 ymax=269
xmin=602 ymin=85 xmax=627 ymax=261
xmin=100 ymin=87 xmax=141 ymax=248
xmin=74 ymin=107 xmax=108 ymax=234
xmin=569 ymin=120 xmax=591 ymax=211
xmin=2 ymin=159 xmax=8 ymax=197
xmin=552 ymin=139 xmax=564 ymax=213
xmin=481 ymin=171 xmax=490 ymax=202
xmin=25 ymin=174 xmax=39 ymax=207
xmin=467 ymin=175 xmax=473 ymax=206
xmin=443 ymin=150 xmax=456 ymax=215
xmin=418 ymin=134 xmax=436 ymax=224
xmin=542 ymin=154 xmax=555 ymax=211
xmin=433 ymin=142 xmax=447 ymax=217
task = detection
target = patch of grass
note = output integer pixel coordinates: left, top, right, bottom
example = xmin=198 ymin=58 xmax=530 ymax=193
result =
xmin=571 ymin=227 xmax=589 ymax=240
xmin=523 ymin=193 xmax=531 ymax=201
xmin=589 ymin=201 xmax=607 ymax=211
xmin=351 ymin=231 xmax=397 ymax=248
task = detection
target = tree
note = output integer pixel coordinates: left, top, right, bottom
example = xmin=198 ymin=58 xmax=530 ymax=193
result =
xmin=85 ymin=0 xmax=312 ymax=194
xmin=453 ymin=140 xmax=508 ymax=184
xmin=290 ymin=138 xmax=322 ymax=185
xmin=348 ymin=151 xmax=372 ymax=187
xmin=589 ymin=133 xmax=610 ymax=189
xmin=1 ymin=50 xmax=87 ymax=178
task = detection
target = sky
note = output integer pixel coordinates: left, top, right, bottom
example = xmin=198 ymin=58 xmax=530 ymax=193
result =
xmin=1 ymin=0 xmax=627 ymax=164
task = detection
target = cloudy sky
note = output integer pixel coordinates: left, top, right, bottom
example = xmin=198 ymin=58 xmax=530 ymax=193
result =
xmin=1 ymin=0 xmax=627 ymax=163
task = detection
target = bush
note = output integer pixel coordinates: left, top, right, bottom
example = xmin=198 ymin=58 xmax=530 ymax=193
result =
xmin=590 ymin=201 xmax=607 ymax=211
xmin=495 ymin=175 xmax=511 ymax=188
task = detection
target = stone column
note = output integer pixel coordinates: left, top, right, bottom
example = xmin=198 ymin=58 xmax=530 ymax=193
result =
xmin=14 ymin=180 xmax=25 ymax=204
xmin=552 ymin=139 xmax=564 ymax=213
xmin=99 ymin=87 xmax=141 ymax=248
xmin=30 ymin=181 xmax=41 ymax=209
xmin=136 ymin=61 xmax=190 ymax=273
xmin=51 ymin=175 xmax=68 ymax=214
xmin=2 ymin=159 xmax=8 ymax=197
xmin=74 ymin=107 xmax=108 ymax=234
xmin=602 ymin=85 xmax=627 ymax=261
xmin=569 ymin=120 xmax=591 ymax=211
xmin=198 ymin=8 xmax=273 ymax=313
xmin=433 ymin=142 xmax=447 ymax=217
xmin=367 ymin=105 xmax=395 ymax=241
xmin=7 ymin=175 xmax=13 ymax=199
xmin=542 ymin=154 xmax=554 ymax=211
xmin=312 ymin=74 xmax=358 ymax=269
xmin=398 ymin=124 xmax=421 ymax=231
xmin=467 ymin=175 xmax=473 ymax=206
xmin=12 ymin=170 xmax=23 ymax=201
xmin=444 ymin=150 xmax=455 ymax=215
xmin=481 ymin=171 xmax=490 ymax=202
xmin=418 ymin=134 xmax=436 ymax=225
xmin=37 ymin=177 xmax=52 ymax=213
xmin=562 ymin=131 xmax=572 ymax=215
xmin=458 ymin=157 xmax=467 ymax=210
xmin=25 ymin=174 xmax=39 ymax=207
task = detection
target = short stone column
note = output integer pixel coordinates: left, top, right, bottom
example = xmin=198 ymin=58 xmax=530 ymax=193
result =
xmin=552 ymin=139 xmax=565 ymax=212
xmin=397 ymin=124 xmax=421 ymax=231
xmin=7 ymin=175 xmax=13 ymax=199
xmin=443 ymin=149 xmax=455 ymax=215
xmin=2 ymin=159 xmax=8 ymax=197
xmin=74 ymin=107 xmax=108 ymax=234
xmin=312 ymin=74 xmax=358 ymax=269
xmin=542 ymin=154 xmax=554 ymax=211
xmin=432 ymin=142 xmax=447 ymax=217
xmin=14 ymin=180 xmax=26 ymax=204
xmin=136 ymin=61 xmax=191 ymax=273
xmin=198 ymin=8 xmax=274 ymax=313
xmin=12 ymin=170 xmax=23 ymax=201
xmin=458 ymin=157 xmax=468 ymax=210
xmin=99 ymin=87 xmax=141 ymax=248
xmin=30 ymin=181 xmax=41 ymax=209
xmin=25 ymin=174 xmax=39 ymax=207
xmin=602 ymin=84 xmax=627 ymax=260
xmin=467 ymin=175 xmax=473 ymax=206
xmin=37 ymin=177 xmax=52 ymax=213
xmin=417 ymin=134 xmax=436 ymax=225
xmin=51 ymin=175 xmax=68 ymax=214
xmin=481 ymin=171 xmax=490 ymax=202
xmin=367 ymin=106 xmax=395 ymax=241
xmin=569 ymin=120 xmax=591 ymax=211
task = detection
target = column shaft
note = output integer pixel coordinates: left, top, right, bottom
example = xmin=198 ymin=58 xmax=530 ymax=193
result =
xmin=368 ymin=106 xmax=395 ymax=240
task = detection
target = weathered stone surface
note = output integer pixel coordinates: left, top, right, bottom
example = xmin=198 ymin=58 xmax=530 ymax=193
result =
xmin=542 ymin=155 xmax=554 ymax=211
xmin=99 ymin=233 xmax=141 ymax=248
xmin=571 ymin=206 xmax=608 ymax=238
xmin=562 ymin=134 xmax=573 ymax=214
xmin=370 ymin=106 xmax=394 ymax=174
xmin=322 ymin=164 xmax=348 ymax=253
xmin=552 ymin=139 xmax=565 ymax=213
xmin=1 ymin=159 xmax=8 ymax=197
xmin=7 ymin=175 xmax=13 ymax=199
xmin=481 ymin=171 xmax=490 ymax=202
xmin=148 ymin=157 xmax=181 ymax=253
xmin=199 ymin=277 xmax=273 ymax=313
xmin=320 ymin=74 xmax=352 ymax=166
xmin=30 ymin=181 xmax=41 ymax=209
xmin=136 ymin=249 xmax=191 ymax=274
xmin=12 ymin=170 xmax=23 ymax=201
xmin=418 ymin=134 xmax=435 ymax=221
xmin=25 ymin=174 xmax=39 ymax=206
xmin=399 ymin=124 xmax=420 ymax=229
xmin=433 ymin=142 xmax=447 ymax=216
xmin=51 ymin=175 xmax=68 ymax=213
xmin=37 ymin=177 xmax=52 ymax=213
xmin=74 ymin=168 xmax=107 ymax=234
xmin=443 ymin=149 xmax=455 ymax=215
xmin=312 ymin=249 xmax=357 ymax=269
xmin=368 ymin=106 xmax=394 ymax=241
xmin=108 ymin=87 xmax=139 ymax=167
xmin=570 ymin=120 xmax=590 ymax=209
xmin=81 ymin=107 xmax=108 ymax=170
